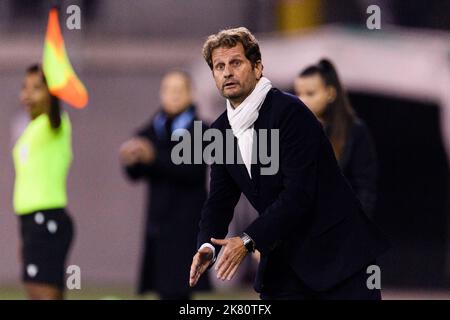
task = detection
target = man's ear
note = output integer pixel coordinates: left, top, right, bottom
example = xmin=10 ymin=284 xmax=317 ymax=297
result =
xmin=326 ymin=86 xmax=337 ymax=103
xmin=255 ymin=60 xmax=263 ymax=79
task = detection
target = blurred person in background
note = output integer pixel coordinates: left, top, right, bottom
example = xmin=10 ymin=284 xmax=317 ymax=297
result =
xmin=294 ymin=59 xmax=378 ymax=218
xmin=119 ymin=71 xmax=211 ymax=300
xmin=13 ymin=64 xmax=74 ymax=300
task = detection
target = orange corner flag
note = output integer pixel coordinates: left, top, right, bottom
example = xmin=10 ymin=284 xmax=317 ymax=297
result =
xmin=43 ymin=8 xmax=88 ymax=109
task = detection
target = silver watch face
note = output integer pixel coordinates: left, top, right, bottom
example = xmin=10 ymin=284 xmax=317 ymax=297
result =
xmin=241 ymin=236 xmax=253 ymax=251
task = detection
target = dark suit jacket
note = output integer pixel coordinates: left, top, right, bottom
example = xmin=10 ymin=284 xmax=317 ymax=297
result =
xmin=197 ymin=88 xmax=389 ymax=292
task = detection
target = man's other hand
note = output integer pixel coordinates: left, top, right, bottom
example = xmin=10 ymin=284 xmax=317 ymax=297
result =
xmin=189 ymin=246 xmax=213 ymax=287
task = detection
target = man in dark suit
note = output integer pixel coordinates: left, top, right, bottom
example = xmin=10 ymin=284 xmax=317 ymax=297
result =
xmin=189 ymin=27 xmax=389 ymax=300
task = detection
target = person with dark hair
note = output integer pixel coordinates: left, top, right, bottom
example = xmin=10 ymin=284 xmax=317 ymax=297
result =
xmin=294 ymin=59 xmax=378 ymax=217
xmin=189 ymin=27 xmax=389 ymax=300
xmin=13 ymin=64 xmax=74 ymax=300
xmin=119 ymin=70 xmax=210 ymax=300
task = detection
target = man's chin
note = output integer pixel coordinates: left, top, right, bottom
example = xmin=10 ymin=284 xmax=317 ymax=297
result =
xmin=222 ymin=90 xmax=243 ymax=101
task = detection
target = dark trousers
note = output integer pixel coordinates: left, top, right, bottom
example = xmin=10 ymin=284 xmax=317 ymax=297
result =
xmin=260 ymin=261 xmax=381 ymax=300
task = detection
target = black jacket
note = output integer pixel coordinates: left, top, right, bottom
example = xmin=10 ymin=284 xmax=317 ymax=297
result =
xmin=338 ymin=118 xmax=378 ymax=217
xmin=197 ymin=89 xmax=389 ymax=292
xmin=124 ymin=107 xmax=210 ymax=295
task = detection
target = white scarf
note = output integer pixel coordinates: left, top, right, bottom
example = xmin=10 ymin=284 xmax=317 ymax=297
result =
xmin=227 ymin=77 xmax=272 ymax=178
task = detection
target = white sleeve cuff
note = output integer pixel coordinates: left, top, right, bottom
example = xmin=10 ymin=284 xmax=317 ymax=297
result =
xmin=199 ymin=243 xmax=216 ymax=260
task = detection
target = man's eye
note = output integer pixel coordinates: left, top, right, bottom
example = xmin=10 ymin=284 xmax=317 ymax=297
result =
xmin=215 ymin=64 xmax=224 ymax=71
xmin=233 ymin=61 xmax=241 ymax=66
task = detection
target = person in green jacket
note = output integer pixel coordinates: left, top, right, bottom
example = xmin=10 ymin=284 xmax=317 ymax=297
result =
xmin=13 ymin=64 xmax=74 ymax=300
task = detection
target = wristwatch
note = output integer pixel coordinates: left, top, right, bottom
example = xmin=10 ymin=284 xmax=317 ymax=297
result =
xmin=240 ymin=233 xmax=255 ymax=253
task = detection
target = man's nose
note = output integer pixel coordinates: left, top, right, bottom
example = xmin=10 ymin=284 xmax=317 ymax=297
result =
xmin=223 ymin=64 xmax=233 ymax=78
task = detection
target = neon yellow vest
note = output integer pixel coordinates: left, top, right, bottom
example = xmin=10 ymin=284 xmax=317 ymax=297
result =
xmin=13 ymin=112 xmax=72 ymax=215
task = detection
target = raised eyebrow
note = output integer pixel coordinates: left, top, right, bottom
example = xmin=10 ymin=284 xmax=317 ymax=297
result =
xmin=229 ymin=55 xmax=244 ymax=62
xmin=214 ymin=54 xmax=243 ymax=63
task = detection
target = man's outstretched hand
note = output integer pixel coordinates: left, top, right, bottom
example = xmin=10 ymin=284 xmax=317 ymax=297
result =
xmin=212 ymin=237 xmax=248 ymax=281
xmin=189 ymin=246 xmax=214 ymax=287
